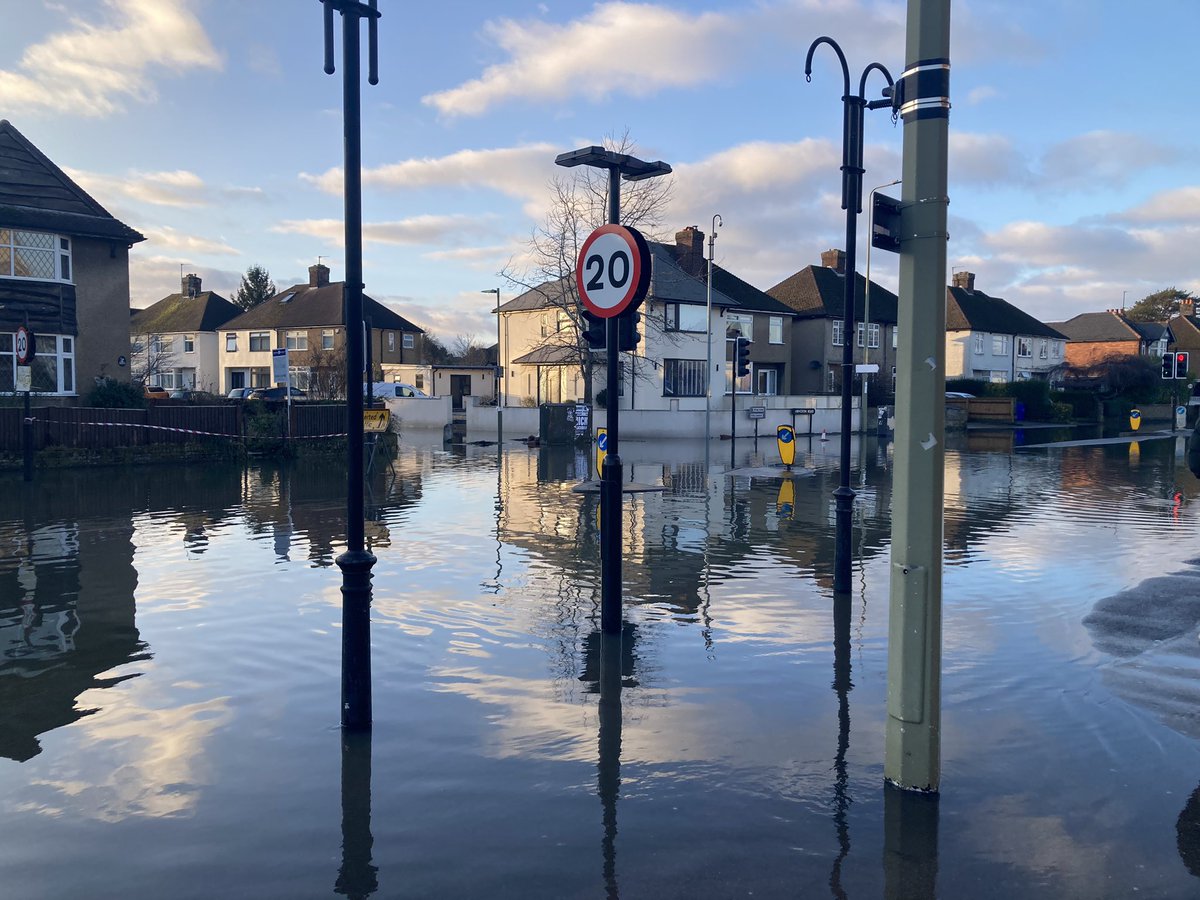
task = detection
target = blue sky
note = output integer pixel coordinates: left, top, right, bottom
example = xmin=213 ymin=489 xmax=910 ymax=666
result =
xmin=3 ymin=0 xmax=1197 ymax=340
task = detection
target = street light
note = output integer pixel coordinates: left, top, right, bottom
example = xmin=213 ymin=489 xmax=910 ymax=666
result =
xmin=481 ymin=288 xmax=502 ymax=440
xmin=705 ymin=214 xmax=722 ymax=455
xmin=805 ymin=35 xmax=895 ymax=596
xmin=863 ymin=179 xmax=901 ymax=432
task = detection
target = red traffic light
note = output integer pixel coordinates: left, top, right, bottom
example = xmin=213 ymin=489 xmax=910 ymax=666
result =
xmin=1177 ymin=351 xmax=1191 ymax=378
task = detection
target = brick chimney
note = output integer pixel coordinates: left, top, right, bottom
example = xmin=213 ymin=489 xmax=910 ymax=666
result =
xmin=181 ymin=273 xmax=202 ymax=297
xmin=309 ymin=263 xmax=330 ymax=287
xmin=952 ymin=271 xmax=975 ymax=292
xmin=675 ymin=226 xmax=705 ymax=276
xmin=1181 ymin=299 xmax=1195 ymax=318
xmin=821 ymin=249 xmax=846 ymax=274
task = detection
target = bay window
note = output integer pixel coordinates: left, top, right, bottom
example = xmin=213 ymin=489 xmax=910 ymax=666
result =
xmin=2 ymin=331 xmax=75 ymax=394
xmin=0 ymin=229 xmax=72 ymax=282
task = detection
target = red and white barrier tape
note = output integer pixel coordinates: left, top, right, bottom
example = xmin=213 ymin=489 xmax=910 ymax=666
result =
xmin=78 ymin=422 xmax=349 ymax=439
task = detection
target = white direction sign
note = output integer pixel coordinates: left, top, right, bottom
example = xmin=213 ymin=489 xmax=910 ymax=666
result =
xmin=271 ymin=348 xmax=290 ymax=385
xmin=576 ymin=224 xmax=651 ymax=318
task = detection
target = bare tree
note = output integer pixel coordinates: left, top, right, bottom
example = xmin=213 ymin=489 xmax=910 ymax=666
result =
xmin=130 ymin=332 xmax=176 ymax=387
xmin=307 ymin=345 xmax=348 ymax=400
xmin=500 ymin=130 xmax=674 ymax=403
xmin=452 ymin=334 xmax=491 ymax=365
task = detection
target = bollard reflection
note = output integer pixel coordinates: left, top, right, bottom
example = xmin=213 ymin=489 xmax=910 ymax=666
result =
xmin=335 ymin=730 xmax=378 ymax=899
xmin=882 ymin=781 xmax=939 ymax=899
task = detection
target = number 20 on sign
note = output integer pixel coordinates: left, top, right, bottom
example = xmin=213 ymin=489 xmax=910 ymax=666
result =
xmin=576 ymin=225 xmax=652 ymax=318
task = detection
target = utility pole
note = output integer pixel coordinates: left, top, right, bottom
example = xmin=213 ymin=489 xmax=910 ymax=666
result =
xmin=885 ymin=0 xmax=952 ymax=793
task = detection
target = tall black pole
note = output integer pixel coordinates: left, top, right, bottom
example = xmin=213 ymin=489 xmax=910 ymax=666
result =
xmin=601 ymin=166 xmax=623 ymax=636
xmin=806 ymin=37 xmax=894 ymax=595
xmin=22 ymin=388 xmax=33 ymax=482
xmin=324 ymin=0 xmax=380 ymax=732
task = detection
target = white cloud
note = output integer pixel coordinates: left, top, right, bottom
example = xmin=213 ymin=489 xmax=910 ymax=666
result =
xmin=1120 ymin=187 xmax=1200 ymax=225
xmin=128 ymin=255 xmax=242 ymax=308
xmin=1039 ymin=131 xmax=1179 ymax=188
xmin=948 ymin=133 xmax=1030 ymax=187
xmin=0 ymin=0 xmax=221 ymax=117
xmin=64 ymin=166 xmax=210 ymax=208
xmin=142 ymin=226 xmax=239 ymax=257
xmin=422 ymin=3 xmax=737 ymax=117
xmin=272 ymin=214 xmax=498 ymax=248
xmin=966 ymin=86 xmax=1000 ymax=105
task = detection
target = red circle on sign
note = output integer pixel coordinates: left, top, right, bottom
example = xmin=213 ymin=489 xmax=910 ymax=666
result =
xmin=15 ymin=325 xmax=34 ymax=365
xmin=576 ymin=224 xmax=650 ymax=319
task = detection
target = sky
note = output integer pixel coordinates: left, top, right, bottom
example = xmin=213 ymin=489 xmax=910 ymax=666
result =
xmin=2 ymin=0 xmax=1198 ymax=342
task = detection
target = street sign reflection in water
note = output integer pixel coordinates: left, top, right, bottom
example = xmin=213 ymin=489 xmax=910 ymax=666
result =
xmin=776 ymin=478 xmax=795 ymax=518
xmin=777 ymin=424 xmax=796 ymax=467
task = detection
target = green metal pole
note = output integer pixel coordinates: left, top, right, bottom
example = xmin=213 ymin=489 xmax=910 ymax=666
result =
xmin=884 ymin=0 xmax=951 ymax=793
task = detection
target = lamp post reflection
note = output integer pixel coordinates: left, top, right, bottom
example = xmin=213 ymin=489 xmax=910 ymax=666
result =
xmin=829 ymin=594 xmax=853 ymax=897
xmin=335 ymin=730 xmax=378 ymax=899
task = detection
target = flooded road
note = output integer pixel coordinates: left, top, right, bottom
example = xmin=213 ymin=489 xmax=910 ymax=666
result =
xmin=2 ymin=430 xmax=1200 ymax=898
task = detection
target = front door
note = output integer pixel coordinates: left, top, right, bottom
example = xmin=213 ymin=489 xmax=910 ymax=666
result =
xmin=450 ymin=374 xmax=471 ymax=411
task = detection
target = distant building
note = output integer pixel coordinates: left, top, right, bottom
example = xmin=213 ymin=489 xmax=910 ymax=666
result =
xmin=218 ymin=263 xmax=424 ymax=395
xmin=0 ymin=119 xmax=144 ymax=398
xmin=945 ymin=271 xmax=1066 ymax=382
xmin=1048 ymin=308 xmax=1169 ymax=369
xmin=129 ymin=274 xmax=241 ymax=393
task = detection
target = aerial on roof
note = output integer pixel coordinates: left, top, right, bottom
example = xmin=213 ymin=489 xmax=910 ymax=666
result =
xmin=0 ymin=119 xmax=143 ymax=245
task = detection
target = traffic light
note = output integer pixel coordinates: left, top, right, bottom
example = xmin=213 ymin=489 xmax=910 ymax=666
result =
xmin=735 ymin=336 xmax=752 ymax=378
xmin=581 ymin=307 xmax=605 ymax=349
xmin=1176 ymin=351 xmax=1190 ymax=379
xmin=618 ymin=310 xmax=641 ymax=351
xmin=1163 ymin=353 xmax=1175 ymax=379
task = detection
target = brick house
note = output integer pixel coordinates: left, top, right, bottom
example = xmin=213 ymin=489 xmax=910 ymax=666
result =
xmin=1049 ymin=309 xmax=1169 ymax=368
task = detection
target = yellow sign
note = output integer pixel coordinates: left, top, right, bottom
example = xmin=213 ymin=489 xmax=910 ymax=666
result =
xmin=596 ymin=427 xmax=608 ymax=474
xmin=777 ymin=424 xmax=796 ymax=467
xmin=363 ymin=408 xmax=390 ymax=433
xmin=1129 ymin=409 xmax=1141 ymax=432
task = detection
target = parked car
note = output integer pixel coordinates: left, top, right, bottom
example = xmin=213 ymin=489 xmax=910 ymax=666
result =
xmin=945 ymin=392 xmax=975 ymax=399
xmin=248 ymin=386 xmax=307 ymax=401
xmin=143 ymin=384 xmax=169 ymax=400
xmin=366 ymin=381 xmax=428 ymax=399
xmin=227 ymin=387 xmax=254 ymax=401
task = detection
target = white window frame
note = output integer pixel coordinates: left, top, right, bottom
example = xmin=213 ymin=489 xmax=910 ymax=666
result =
xmin=892 ymin=325 xmax=898 ymax=349
xmin=663 ymin=358 xmax=707 ymax=397
xmin=250 ymin=331 xmax=271 ymax=352
xmin=1038 ymin=340 xmax=1048 ymax=359
xmin=226 ymin=333 xmax=237 ymax=353
xmin=992 ymin=334 xmax=1009 ymax=355
xmin=183 ymin=334 xmax=195 ymax=353
xmin=1016 ymin=337 xmax=1033 ymax=359
xmin=769 ymin=316 xmax=783 ymax=344
xmin=832 ymin=320 xmax=844 ymax=347
xmin=757 ymin=367 xmax=778 ymax=396
xmin=726 ymin=312 xmax=753 ymax=341
xmin=2 ymin=332 xmax=76 ymax=395
xmin=974 ymin=333 xmax=985 ymax=355
xmin=0 ymin=229 xmax=72 ymax=283
xmin=387 ymin=331 xmax=395 ymax=351
xmin=285 ymin=330 xmax=308 ymax=351
xmin=403 ymin=333 xmax=415 ymax=349
xmin=322 ymin=329 xmax=336 ymax=350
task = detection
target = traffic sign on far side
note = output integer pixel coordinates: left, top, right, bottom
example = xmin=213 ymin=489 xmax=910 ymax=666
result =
xmin=576 ymin=224 xmax=651 ymax=318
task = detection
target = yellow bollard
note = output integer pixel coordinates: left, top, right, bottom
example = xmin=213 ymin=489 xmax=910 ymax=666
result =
xmin=1129 ymin=409 xmax=1141 ymax=432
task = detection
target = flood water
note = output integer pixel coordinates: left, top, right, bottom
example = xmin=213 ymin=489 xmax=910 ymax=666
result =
xmin=3 ymin=429 xmax=1200 ymax=898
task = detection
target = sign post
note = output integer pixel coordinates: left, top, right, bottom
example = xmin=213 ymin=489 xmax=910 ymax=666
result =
xmin=16 ymin=325 xmax=36 ymax=482
xmin=272 ymin=348 xmax=292 ymax=438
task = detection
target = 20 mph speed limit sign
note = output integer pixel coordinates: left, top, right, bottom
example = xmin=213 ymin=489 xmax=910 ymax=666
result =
xmin=15 ymin=325 xmax=36 ymax=365
xmin=576 ymin=224 xmax=652 ymax=318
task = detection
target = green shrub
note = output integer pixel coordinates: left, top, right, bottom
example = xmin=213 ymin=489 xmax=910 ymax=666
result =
xmin=85 ymin=378 xmax=146 ymax=408
xmin=946 ymin=378 xmax=988 ymax=396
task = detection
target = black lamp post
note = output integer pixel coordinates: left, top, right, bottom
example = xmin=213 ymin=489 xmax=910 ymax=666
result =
xmin=805 ymin=36 xmax=895 ymax=595
xmin=554 ymin=146 xmax=670 ymax=635
xmin=322 ymin=0 xmax=380 ymax=731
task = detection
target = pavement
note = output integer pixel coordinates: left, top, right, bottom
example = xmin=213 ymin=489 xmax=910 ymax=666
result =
xmin=1019 ymin=430 xmax=1181 ymax=450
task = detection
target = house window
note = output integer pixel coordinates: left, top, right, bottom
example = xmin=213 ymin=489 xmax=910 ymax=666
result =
xmin=832 ymin=320 xmax=844 ymax=347
xmin=1039 ymin=340 xmax=1048 ymax=359
xmin=893 ymin=325 xmax=898 ymax=349
xmin=387 ymin=331 xmax=395 ymax=351
xmin=151 ymin=335 xmax=173 ymax=355
xmin=769 ymin=316 xmax=783 ymax=344
xmin=183 ymin=334 xmax=195 ymax=353
xmin=249 ymin=332 xmax=270 ymax=352
xmin=0 ymin=229 xmax=72 ymax=282
xmin=974 ymin=333 xmax=985 ymax=354
xmin=226 ymin=333 xmax=237 ymax=352
xmin=251 ymin=368 xmax=271 ymax=388
xmin=1 ymin=332 xmax=75 ymax=394
xmin=992 ymin=334 xmax=1009 ymax=355
xmin=322 ymin=329 xmax=336 ymax=350
xmin=868 ymin=323 xmax=880 ymax=348
xmin=1016 ymin=337 xmax=1033 ymax=358
xmin=725 ymin=361 xmax=752 ymax=395
xmin=1053 ymin=341 xmax=1062 ymax=359
xmin=726 ymin=313 xmax=753 ymax=341
xmin=540 ymin=315 xmax=549 ymax=337
xmin=285 ymin=330 xmax=307 ymax=351
xmin=665 ymin=302 xmax=706 ymax=332
xmin=415 ymin=374 xmax=424 ymax=391
xmin=757 ymin=368 xmax=778 ymax=396
xmin=663 ymin=358 xmax=707 ymax=397
xmin=403 ymin=333 xmax=414 ymax=349
xmin=289 ymin=366 xmax=312 ymax=391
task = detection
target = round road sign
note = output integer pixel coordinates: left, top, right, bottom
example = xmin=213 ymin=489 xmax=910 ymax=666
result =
xmin=15 ymin=326 xmax=35 ymax=365
xmin=576 ymin=224 xmax=651 ymax=319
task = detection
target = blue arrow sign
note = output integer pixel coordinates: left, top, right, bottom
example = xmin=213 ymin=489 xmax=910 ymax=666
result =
xmin=597 ymin=432 xmax=608 ymax=451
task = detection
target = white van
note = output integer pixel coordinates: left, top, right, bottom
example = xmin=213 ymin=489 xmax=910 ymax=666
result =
xmin=366 ymin=381 xmax=428 ymax=399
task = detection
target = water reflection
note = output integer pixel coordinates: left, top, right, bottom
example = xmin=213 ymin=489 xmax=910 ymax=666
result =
xmin=829 ymin=594 xmax=852 ymax=898
xmin=883 ymin=783 xmax=939 ymax=898
xmin=583 ymin=627 xmax=628 ymax=900
xmin=336 ymin=731 xmax=378 ymax=899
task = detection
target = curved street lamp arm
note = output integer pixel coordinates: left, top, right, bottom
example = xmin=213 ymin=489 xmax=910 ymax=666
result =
xmin=858 ymin=62 xmax=895 ymax=100
xmin=805 ymin=37 xmax=851 ymax=97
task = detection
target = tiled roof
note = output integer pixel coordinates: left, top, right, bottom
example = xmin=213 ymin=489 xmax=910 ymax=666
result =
xmin=130 ymin=291 xmax=241 ymax=334
xmin=224 ymin=282 xmax=424 ymax=333
xmin=767 ymin=265 xmax=899 ymax=323
xmin=947 ymin=286 xmax=1065 ymax=339
xmin=1048 ymin=311 xmax=1144 ymax=343
xmin=0 ymin=119 xmax=144 ymax=244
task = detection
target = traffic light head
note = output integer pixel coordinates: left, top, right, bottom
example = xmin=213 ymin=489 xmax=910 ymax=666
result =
xmin=735 ymin=336 xmax=752 ymax=378
xmin=580 ymin=307 xmax=606 ymax=349
xmin=618 ymin=310 xmax=642 ymax=352
xmin=1177 ymin=351 xmax=1190 ymax=379
xmin=1163 ymin=353 xmax=1175 ymax=379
